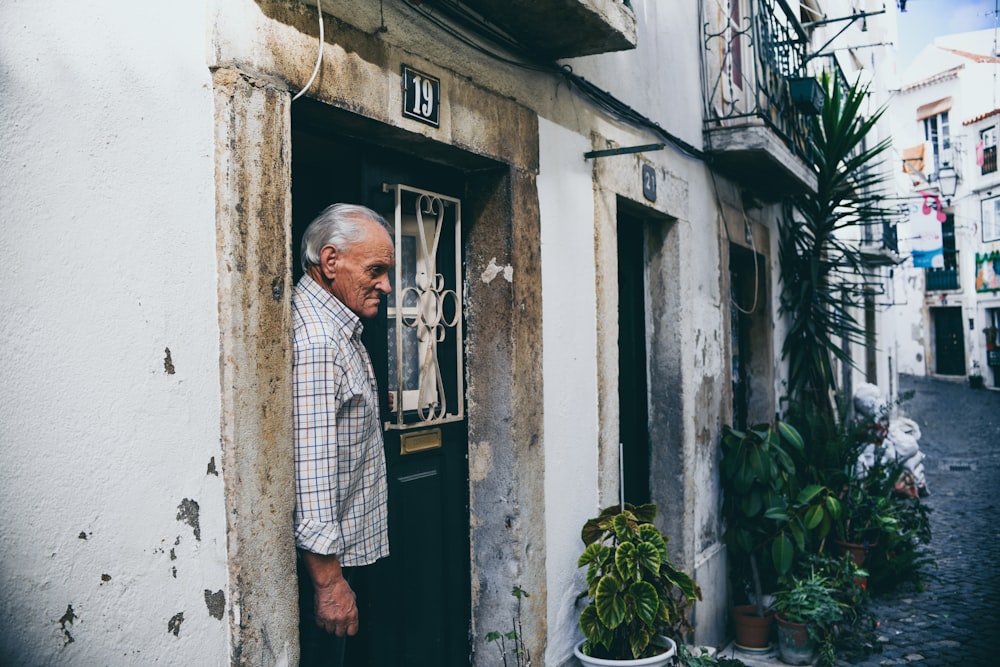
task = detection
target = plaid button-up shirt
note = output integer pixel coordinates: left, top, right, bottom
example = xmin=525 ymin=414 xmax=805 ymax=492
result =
xmin=292 ymin=275 xmax=389 ymax=565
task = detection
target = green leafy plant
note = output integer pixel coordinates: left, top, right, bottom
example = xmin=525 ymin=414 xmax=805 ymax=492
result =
xmin=676 ymin=644 xmax=748 ymax=667
xmin=838 ymin=469 xmax=898 ymax=547
xmin=485 ymin=585 xmax=531 ymax=667
xmin=865 ymin=491 xmax=934 ymax=594
xmin=783 ymin=550 xmax=880 ymax=663
xmin=577 ymin=503 xmax=702 ymax=660
xmin=816 ymin=405 xmax=933 ymax=594
xmin=720 ymin=422 xmax=840 ymax=610
xmin=813 ymin=407 xmax=897 ymax=548
xmin=774 ymin=569 xmax=846 ymax=666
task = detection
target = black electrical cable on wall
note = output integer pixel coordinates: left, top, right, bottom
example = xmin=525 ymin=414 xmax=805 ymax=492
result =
xmin=407 ymin=0 xmax=708 ymax=163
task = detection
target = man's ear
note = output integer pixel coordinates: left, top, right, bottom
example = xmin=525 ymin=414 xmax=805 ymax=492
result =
xmin=319 ymin=244 xmax=338 ymax=280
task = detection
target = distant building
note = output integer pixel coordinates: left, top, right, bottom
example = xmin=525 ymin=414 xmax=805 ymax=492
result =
xmin=891 ymin=28 xmax=1000 ymax=387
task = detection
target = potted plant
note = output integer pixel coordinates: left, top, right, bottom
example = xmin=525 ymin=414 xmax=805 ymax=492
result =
xmin=772 ymin=570 xmax=844 ymax=666
xmin=832 ymin=421 xmax=899 ymax=570
xmin=575 ymin=503 xmax=701 ymax=666
xmin=721 ymin=421 xmax=845 ymax=652
xmin=719 ymin=422 xmax=802 ymax=650
xmin=835 ymin=480 xmax=894 ymax=568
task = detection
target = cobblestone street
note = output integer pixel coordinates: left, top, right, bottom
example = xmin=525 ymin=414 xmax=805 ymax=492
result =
xmin=847 ymin=374 xmax=1000 ymax=666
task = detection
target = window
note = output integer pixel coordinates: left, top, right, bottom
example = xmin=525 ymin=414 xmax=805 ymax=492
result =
xmin=941 ymin=216 xmax=957 ymax=270
xmin=982 ymin=194 xmax=1000 ymax=242
xmin=384 ymin=185 xmax=464 ymax=430
xmin=729 ymin=0 xmax=744 ymax=89
xmin=981 ymin=126 xmax=997 ymax=175
xmin=923 ymin=111 xmax=951 ymax=175
xmin=926 ymin=215 xmax=960 ymax=291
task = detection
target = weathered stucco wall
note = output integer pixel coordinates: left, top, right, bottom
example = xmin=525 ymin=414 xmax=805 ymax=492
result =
xmin=586 ymin=137 xmax=730 ymax=650
xmin=537 ymin=117 xmax=601 ymax=664
xmin=213 ymin=67 xmax=298 ymax=666
xmin=0 ymin=2 xmax=229 ymax=664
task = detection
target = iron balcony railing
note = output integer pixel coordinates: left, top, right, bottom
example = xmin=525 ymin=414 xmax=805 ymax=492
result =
xmin=702 ymin=0 xmax=820 ymax=165
xmin=926 ymin=251 xmax=960 ymax=291
xmin=983 ymin=145 xmax=997 ymax=175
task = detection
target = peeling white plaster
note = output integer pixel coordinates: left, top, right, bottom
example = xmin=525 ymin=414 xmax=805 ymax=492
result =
xmin=467 ymin=440 xmax=492 ymax=483
xmin=480 ymin=257 xmax=513 ymax=283
xmin=0 ymin=2 xmax=227 ymax=665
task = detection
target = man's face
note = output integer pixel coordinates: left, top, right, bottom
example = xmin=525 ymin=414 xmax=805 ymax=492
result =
xmin=326 ymin=219 xmax=395 ymax=319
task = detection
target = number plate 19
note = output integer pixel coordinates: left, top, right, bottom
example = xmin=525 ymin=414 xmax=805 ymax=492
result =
xmin=402 ymin=65 xmax=440 ymax=128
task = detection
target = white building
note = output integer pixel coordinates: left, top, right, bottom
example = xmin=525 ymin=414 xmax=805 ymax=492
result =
xmin=891 ymin=28 xmax=1000 ymax=388
xmin=0 ymin=1 xmax=900 ymax=665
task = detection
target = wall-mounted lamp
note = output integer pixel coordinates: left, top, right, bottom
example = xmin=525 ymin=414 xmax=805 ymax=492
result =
xmin=937 ymin=164 xmax=959 ymax=200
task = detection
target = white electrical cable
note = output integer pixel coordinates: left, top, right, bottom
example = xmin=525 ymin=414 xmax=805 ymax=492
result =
xmin=292 ymin=0 xmax=325 ymax=102
xmin=619 ymin=441 xmax=625 ymax=513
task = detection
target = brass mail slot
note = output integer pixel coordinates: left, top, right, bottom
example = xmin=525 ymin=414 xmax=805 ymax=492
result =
xmin=400 ymin=428 xmax=442 ymax=455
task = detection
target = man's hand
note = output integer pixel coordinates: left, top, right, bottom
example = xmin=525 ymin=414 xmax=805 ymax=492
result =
xmin=301 ymin=551 xmax=359 ymax=637
xmin=314 ymin=575 xmax=358 ymax=637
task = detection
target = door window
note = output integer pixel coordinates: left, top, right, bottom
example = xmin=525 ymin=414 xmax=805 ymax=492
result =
xmin=384 ymin=184 xmax=464 ymax=429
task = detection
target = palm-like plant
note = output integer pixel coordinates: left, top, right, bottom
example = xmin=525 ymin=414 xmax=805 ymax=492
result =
xmin=780 ymin=72 xmax=898 ymax=418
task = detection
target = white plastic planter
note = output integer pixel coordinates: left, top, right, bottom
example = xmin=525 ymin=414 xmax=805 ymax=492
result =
xmin=573 ymin=637 xmax=677 ymax=667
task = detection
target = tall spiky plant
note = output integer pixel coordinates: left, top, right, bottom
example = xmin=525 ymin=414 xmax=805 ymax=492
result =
xmin=780 ymin=72 xmax=897 ymax=420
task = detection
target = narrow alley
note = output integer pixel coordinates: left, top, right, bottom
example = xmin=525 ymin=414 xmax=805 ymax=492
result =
xmin=847 ymin=374 xmax=1000 ymax=666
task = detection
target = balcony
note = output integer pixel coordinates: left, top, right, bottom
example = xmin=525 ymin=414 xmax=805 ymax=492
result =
xmin=860 ymin=221 xmax=902 ymax=266
xmin=702 ymin=0 xmax=820 ymax=200
xmin=438 ymin=0 xmax=637 ymax=59
xmin=296 ymin=0 xmax=637 ymax=59
xmin=926 ymin=250 xmax=960 ymax=291
xmin=926 ymin=268 xmax=960 ymax=291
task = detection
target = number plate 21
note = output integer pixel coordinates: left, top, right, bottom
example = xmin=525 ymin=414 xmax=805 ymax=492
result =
xmin=402 ymin=65 xmax=440 ymax=128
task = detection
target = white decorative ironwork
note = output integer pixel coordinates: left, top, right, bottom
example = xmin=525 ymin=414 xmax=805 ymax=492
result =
xmin=384 ymin=183 xmax=464 ymax=430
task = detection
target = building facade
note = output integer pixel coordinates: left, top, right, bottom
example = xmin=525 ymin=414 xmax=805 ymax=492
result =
xmin=0 ymin=1 xmax=900 ymax=665
xmin=892 ymin=28 xmax=1000 ymax=388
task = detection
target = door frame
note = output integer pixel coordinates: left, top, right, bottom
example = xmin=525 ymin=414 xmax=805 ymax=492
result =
xmin=931 ymin=305 xmax=966 ymax=376
xmin=212 ymin=52 xmax=544 ymax=663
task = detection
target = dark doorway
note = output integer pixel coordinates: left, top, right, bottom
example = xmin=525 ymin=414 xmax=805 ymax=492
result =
xmin=932 ymin=306 xmax=966 ymax=376
xmin=618 ymin=210 xmax=650 ymax=506
xmin=865 ymin=296 xmax=878 ymax=384
xmin=292 ymin=102 xmax=471 ymax=666
xmin=729 ymin=245 xmax=769 ymax=429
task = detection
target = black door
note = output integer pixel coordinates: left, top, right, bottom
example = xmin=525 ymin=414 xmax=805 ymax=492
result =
xmin=729 ymin=247 xmax=754 ymax=431
xmin=932 ymin=306 xmax=966 ymax=375
xmin=292 ymin=104 xmax=471 ymax=666
xmin=618 ymin=210 xmax=650 ymax=506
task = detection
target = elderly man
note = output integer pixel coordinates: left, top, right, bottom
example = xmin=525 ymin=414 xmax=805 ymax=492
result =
xmin=293 ymin=203 xmax=394 ymax=666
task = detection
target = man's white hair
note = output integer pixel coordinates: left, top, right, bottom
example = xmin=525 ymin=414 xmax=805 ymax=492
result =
xmin=300 ymin=203 xmax=393 ymax=272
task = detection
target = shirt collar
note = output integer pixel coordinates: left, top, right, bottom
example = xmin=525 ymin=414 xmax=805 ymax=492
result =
xmin=300 ymin=274 xmax=365 ymax=340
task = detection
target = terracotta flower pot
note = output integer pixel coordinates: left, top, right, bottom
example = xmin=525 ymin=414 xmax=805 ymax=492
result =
xmin=775 ymin=613 xmax=815 ymax=665
xmin=732 ymin=604 xmax=774 ymax=651
xmin=835 ymin=539 xmax=872 ymax=567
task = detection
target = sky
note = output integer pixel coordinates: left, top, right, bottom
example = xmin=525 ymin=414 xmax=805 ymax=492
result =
xmin=897 ymin=0 xmax=1000 ymax=68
